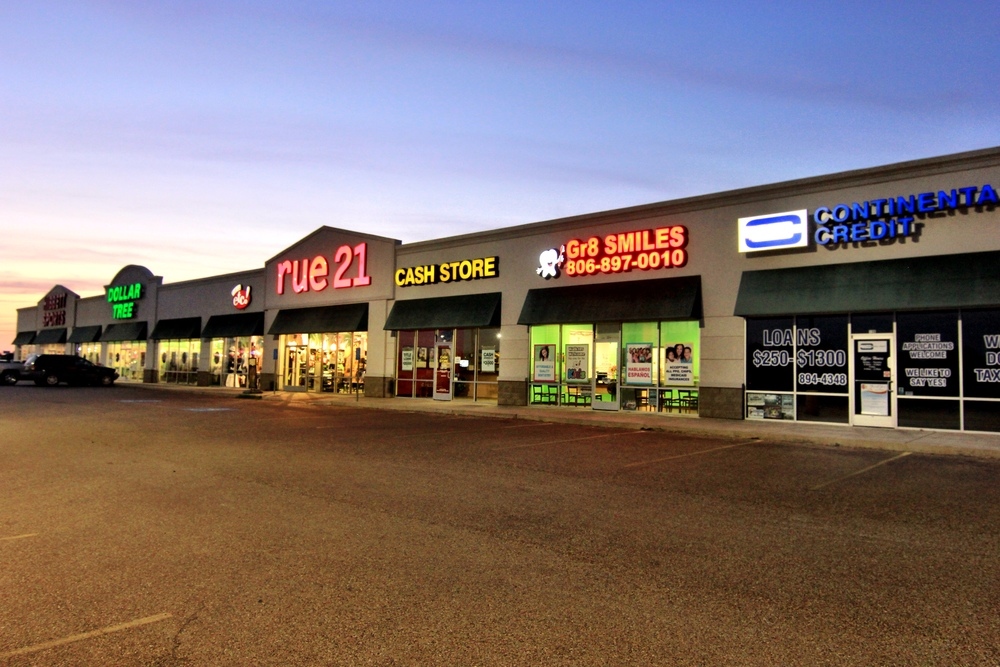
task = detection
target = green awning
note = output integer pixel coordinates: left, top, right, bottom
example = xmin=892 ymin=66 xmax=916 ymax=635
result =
xmin=518 ymin=276 xmax=701 ymax=325
xmin=735 ymin=250 xmax=1000 ymax=317
xmin=68 ymin=325 xmax=103 ymax=343
xmin=12 ymin=331 xmax=36 ymax=345
xmin=268 ymin=303 xmax=369 ymax=335
xmin=101 ymin=322 xmax=148 ymax=342
xmin=202 ymin=312 xmax=265 ymax=339
xmin=150 ymin=317 xmax=202 ymax=340
xmin=384 ymin=293 xmax=502 ymax=330
xmin=34 ymin=328 xmax=67 ymax=344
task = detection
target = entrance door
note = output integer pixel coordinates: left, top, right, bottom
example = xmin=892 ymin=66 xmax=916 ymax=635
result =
xmin=592 ymin=326 xmax=620 ymax=411
xmin=434 ymin=342 xmax=454 ymax=401
xmin=851 ymin=334 xmax=896 ymax=427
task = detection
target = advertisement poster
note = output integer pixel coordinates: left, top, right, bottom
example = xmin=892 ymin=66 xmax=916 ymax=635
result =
xmin=663 ymin=341 xmax=694 ymax=385
xmin=860 ymin=383 xmax=890 ymax=416
xmin=745 ymin=317 xmax=794 ymax=392
xmin=746 ymin=392 xmax=794 ymax=420
xmin=896 ymin=311 xmax=959 ymax=398
xmin=481 ymin=347 xmax=496 ymax=373
xmin=417 ymin=346 xmax=430 ymax=369
xmin=962 ymin=309 xmax=1000 ymax=399
xmin=533 ymin=344 xmax=556 ymax=382
xmin=401 ymin=347 xmax=414 ymax=372
xmin=565 ymin=344 xmax=589 ymax=382
xmin=625 ymin=343 xmax=653 ymax=385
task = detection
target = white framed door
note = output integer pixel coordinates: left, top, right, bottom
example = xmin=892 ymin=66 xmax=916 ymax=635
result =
xmin=592 ymin=326 xmax=620 ymax=411
xmin=850 ymin=334 xmax=896 ymax=428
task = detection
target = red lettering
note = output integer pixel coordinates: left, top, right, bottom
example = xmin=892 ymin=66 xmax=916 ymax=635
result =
xmin=309 ymin=255 xmax=329 ymax=291
xmin=276 ymin=260 xmax=292 ymax=294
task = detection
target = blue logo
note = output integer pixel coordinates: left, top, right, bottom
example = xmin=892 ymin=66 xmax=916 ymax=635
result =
xmin=738 ymin=210 xmax=808 ymax=253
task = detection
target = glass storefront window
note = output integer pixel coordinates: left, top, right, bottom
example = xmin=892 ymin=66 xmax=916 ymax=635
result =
xmin=77 ymin=342 xmax=101 ymax=364
xmin=210 ymin=336 xmax=263 ymax=388
xmin=106 ymin=341 xmax=146 ymax=382
xmin=279 ymin=332 xmax=366 ymax=393
xmin=395 ymin=328 xmax=501 ymax=401
xmin=157 ymin=339 xmax=200 ymax=385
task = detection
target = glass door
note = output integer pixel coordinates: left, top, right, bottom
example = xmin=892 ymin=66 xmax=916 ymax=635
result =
xmin=434 ymin=329 xmax=454 ymax=401
xmin=851 ymin=334 xmax=896 ymax=427
xmin=592 ymin=325 xmax=620 ymax=411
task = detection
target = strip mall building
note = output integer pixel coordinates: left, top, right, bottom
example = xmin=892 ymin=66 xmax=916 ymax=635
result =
xmin=13 ymin=148 xmax=1000 ymax=432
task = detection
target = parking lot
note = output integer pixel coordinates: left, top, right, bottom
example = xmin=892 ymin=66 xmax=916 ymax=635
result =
xmin=2 ymin=385 xmax=999 ymax=665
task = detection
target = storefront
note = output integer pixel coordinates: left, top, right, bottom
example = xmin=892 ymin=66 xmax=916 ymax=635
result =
xmin=69 ymin=326 xmax=103 ymax=363
xmin=202 ymin=312 xmax=265 ymax=388
xmin=269 ymin=304 xmax=369 ymax=393
xmin=384 ymin=293 xmax=502 ymax=401
xmin=150 ymin=318 xmax=202 ymax=385
xmin=102 ymin=323 xmax=148 ymax=382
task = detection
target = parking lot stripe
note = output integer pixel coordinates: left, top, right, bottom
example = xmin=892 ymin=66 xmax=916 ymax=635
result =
xmin=621 ymin=441 xmax=755 ymax=468
xmin=0 ymin=533 xmax=38 ymax=541
xmin=810 ymin=451 xmax=912 ymax=491
xmin=0 ymin=613 xmax=173 ymax=659
xmin=492 ymin=430 xmax=646 ymax=451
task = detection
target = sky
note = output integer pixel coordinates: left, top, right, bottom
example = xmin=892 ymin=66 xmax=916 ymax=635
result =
xmin=2 ymin=0 xmax=998 ymax=349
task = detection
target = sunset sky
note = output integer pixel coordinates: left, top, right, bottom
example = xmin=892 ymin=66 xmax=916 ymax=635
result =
xmin=2 ymin=1 xmax=998 ymax=348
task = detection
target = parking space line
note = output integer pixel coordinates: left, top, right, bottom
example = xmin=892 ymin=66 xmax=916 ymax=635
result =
xmin=0 ymin=613 xmax=173 ymax=659
xmin=501 ymin=422 xmax=556 ymax=429
xmin=622 ymin=440 xmax=756 ymax=468
xmin=0 ymin=533 xmax=38 ymax=541
xmin=492 ymin=430 xmax=646 ymax=451
xmin=810 ymin=451 xmax=912 ymax=491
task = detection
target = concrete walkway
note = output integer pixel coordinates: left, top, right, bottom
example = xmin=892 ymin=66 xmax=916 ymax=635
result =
xmin=129 ymin=382 xmax=1000 ymax=460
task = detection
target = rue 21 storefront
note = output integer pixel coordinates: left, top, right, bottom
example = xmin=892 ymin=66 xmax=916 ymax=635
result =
xmin=737 ymin=182 xmax=1000 ymax=432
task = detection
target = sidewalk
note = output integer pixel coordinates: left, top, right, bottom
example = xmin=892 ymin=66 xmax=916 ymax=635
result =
xmin=132 ymin=383 xmax=1000 ymax=460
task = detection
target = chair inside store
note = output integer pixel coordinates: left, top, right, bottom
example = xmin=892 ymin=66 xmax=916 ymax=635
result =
xmin=531 ymin=383 xmax=558 ymax=405
xmin=659 ymin=388 xmax=699 ymax=413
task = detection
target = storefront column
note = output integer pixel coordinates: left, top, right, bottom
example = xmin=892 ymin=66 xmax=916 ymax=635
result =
xmin=497 ymin=323 xmax=529 ymax=406
xmin=365 ymin=300 xmax=393 ymax=398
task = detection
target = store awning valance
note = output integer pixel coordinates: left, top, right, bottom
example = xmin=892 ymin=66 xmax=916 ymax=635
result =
xmin=202 ymin=312 xmax=265 ymax=339
xmin=150 ymin=317 xmax=202 ymax=340
xmin=34 ymin=328 xmax=67 ymax=345
xmin=101 ymin=322 xmax=148 ymax=342
xmin=68 ymin=326 xmax=103 ymax=343
xmin=384 ymin=293 xmax=502 ymax=330
xmin=518 ymin=276 xmax=701 ymax=325
xmin=12 ymin=331 xmax=37 ymax=345
xmin=267 ymin=303 xmax=369 ymax=335
xmin=734 ymin=250 xmax=1000 ymax=317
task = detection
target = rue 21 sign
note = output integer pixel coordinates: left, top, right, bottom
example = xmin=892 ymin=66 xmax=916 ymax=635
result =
xmin=739 ymin=183 xmax=998 ymax=252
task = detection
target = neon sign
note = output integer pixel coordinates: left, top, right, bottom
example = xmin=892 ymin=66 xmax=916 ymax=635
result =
xmin=395 ymin=256 xmax=498 ymax=287
xmin=107 ymin=282 xmax=142 ymax=319
xmin=275 ymin=243 xmax=371 ymax=295
xmin=543 ymin=226 xmax=688 ymax=278
xmin=232 ymin=284 xmax=251 ymax=309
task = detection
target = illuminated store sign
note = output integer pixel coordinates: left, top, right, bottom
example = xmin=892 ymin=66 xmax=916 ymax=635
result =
xmin=232 ymin=284 xmax=251 ymax=310
xmin=740 ymin=184 xmax=997 ymax=253
xmin=537 ymin=226 xmax=688 ymax=279
xmin=43 ymin=292 xmax=67 ymax=327
xmin=395 ymin=256 xmax=499 ymax=287
xmin=107 ymin=282 xmax=142 ymax=319
xmin=275 ymin=243 xmax=371 ymax=295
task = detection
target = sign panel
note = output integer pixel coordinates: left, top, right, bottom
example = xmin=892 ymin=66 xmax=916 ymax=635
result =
xmin=533 ymin=345 xmax=556 ymax=382
xmin=401 ymin=347 xmax=414 ymax=372
xmin=896 ymin=311 xmax=959 ymax=398
xmin=795 ymin=315 xmax=848 ymax=394
xmin=962 ymin=309 xmax=1000 ymax=399
xmin=745 ymin=318 xmax=794 ymax=392
xmin=624 ymin=343 xmax=653 ymax=385
xmin=481 ymin=347 xmax=496 ymax=374
xmin=536 ymin=225 xmax=688 ymax=280
xmin=565 ymin=344 xmax=588 ymax=382
xmin=738 ymin=210 xmax=808 ymax=253
xmin=395 ymin=256 xmax=499 ymax=287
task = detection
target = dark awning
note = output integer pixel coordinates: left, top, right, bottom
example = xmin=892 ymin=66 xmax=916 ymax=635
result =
xmin=202 ymin=312 xmax=265 ymax=339
xmin=68 ymin=325 xmax=103 ymax=343
xmin=268 ymin=303 xmax=369 ymax=335
xmin=34 ymin=328 xmax=67 ymax=344
xmin=101 ymin=322 xmax=149 ymax=342
xmin=735 ymin=250 xmax=1000 ymax=317
xmin=518 ymin=276 xmax=701 ymax=325
xmin=12 ymin=331 xmax=37 ymax=345
xmin=150 ymin=317 xmax=202 ymax=340
xmin=384 ymin=293 xmax=502 ymax=330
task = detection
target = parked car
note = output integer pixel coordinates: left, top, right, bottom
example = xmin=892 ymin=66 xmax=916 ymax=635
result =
xmin=1 ymin=357 xmax=23 ymax=385
xmin=21 ymin=354 xmax=119 ymax=387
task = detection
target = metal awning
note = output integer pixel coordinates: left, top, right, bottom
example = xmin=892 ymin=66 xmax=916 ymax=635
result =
xmin=267 ymin=303 xmax=369 ymax=335
xmin=101 ymin=322 xmax=149 ymax=342
xmin=202 ymin=312 xmax=265 ymax=339
xmin=518 ymin=276 xmax=701 ymax=325
xmin=150 ymin=317 xmax=203 ymax=340
xmin=68 ymin=325 xmax=103 ymax=343
xmin=734 ymin=250 xmax=1000 ymax=316
xmin=34 ymin=328 xmax=67 ymax=345
xmin=384 ymin=293 xmax=502 ymax=330
xmin=12 ymin=331 xmax=37 ymax=345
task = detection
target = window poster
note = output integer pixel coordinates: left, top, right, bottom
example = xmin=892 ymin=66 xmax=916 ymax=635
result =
xmin=565 ymin=344 xmax=589 ymax=382
xmin=745 ymin=317 xmax=794 ymax=392
xmin=962 ymin=309 xmax=1000 ymax=399
xmin=746 ymin=392 xmax=794 ymax=420
xmin=533 ymin=344 xmax=556 ymax=382
xmin=859 ymin=383 xmax=890 ymax=416
xmin=401 ymin=347 xmax=414 ymax=372
xmin=663 ymin=341 xmax=694 ymax=385
xmin=481 ymin=346 xmax=496 ymax=373
xmin=624 ymin=342 xmax=653 ymax=385
xmin=896 ymin=311 xmax=959 ymax=398
xmin=416 ymin=346 xmax=431 ymax=369
xmin=795 ymin=315 xmax=848 ymax=394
